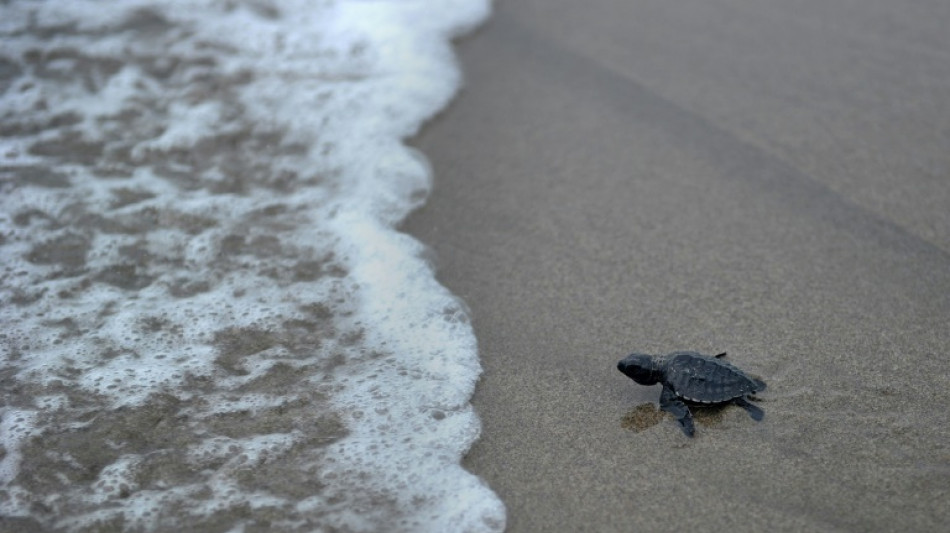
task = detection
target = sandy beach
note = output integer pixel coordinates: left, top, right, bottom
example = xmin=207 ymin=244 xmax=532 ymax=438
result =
xmin=404 ymin=0 xmax=950 ymax=531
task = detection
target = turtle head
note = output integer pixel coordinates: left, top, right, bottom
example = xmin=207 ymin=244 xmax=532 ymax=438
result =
xmin=617 ymin=353 xmax=661 ymax=385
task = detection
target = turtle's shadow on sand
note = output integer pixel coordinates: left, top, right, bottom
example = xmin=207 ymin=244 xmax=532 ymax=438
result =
xmin=620 ymin=403 xmax=727 ymax=432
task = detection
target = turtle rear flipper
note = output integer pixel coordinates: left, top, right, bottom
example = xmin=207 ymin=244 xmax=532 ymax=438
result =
xmin=734 ymin=396 xmax=764 ymax=421
xmin=660 ymin=386 xmax=695 ymax=437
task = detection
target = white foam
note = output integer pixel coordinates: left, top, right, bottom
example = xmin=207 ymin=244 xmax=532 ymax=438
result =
xmin=0 ymin=0 xmax=503 ymax=530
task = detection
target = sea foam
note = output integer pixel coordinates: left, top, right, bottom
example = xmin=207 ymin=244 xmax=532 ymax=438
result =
xmin=0 ymin=0 xmax=504 ymax=531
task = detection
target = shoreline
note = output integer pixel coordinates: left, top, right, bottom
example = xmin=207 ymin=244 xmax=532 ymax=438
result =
xmin=406 ymin=1 xmax=950 ymax=531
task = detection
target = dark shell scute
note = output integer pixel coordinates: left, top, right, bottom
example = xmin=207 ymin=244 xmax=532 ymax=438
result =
xmin=666 ymin=352 xmax=761 ymax=403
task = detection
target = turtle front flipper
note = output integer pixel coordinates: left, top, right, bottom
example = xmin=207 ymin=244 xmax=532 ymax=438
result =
xmin=734 ymin=396 xmax=764 ymax=421
xmin=659 ymin=385 xmax=695 ymax=437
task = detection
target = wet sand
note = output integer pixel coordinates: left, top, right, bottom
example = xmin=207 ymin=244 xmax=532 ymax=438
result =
xmin=404 ymin=0 xmax=950 ymax=531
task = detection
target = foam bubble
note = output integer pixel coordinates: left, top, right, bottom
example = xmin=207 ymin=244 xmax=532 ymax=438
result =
xmin=0 ymin=0 xmax=503 ymax=530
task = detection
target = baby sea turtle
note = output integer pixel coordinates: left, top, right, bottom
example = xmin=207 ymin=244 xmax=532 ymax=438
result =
xmin=617 ymin=351 xmax=766 ymax=437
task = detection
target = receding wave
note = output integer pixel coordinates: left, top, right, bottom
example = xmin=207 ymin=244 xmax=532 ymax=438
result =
xmin=0 ymin=1 xmax=504 ymax=531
